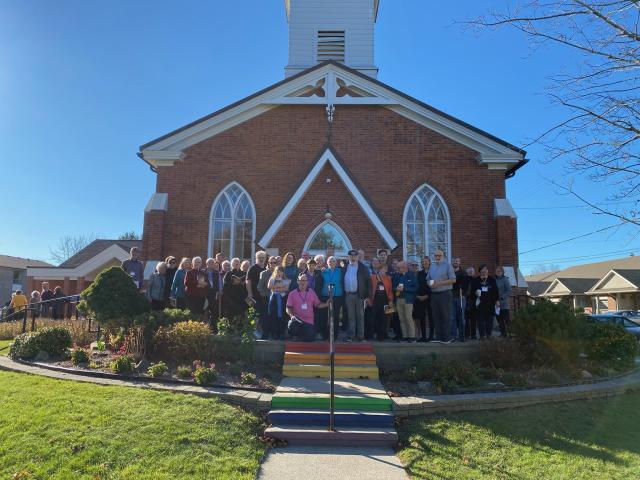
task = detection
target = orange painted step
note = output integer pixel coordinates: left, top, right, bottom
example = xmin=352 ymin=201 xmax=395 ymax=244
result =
xmin=285 ymin=342 xmax=374 ymax=354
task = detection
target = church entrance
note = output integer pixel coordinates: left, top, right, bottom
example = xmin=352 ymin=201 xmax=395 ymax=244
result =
xmin=303 ymin=220 xmax=351 ymax=258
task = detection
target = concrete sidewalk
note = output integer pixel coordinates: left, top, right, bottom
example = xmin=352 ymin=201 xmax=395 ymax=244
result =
xmin=258 ymin=445 xmax=408 ymax=480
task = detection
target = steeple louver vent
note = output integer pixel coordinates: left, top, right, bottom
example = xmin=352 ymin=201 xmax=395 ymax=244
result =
xmin=317 ymin=31 xmax=345 ymax=63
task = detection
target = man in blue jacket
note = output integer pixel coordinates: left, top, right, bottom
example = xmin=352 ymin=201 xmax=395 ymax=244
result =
xmin=392 ymin=261 xmax=418 ymax=342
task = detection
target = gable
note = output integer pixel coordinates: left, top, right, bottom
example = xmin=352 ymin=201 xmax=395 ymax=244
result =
xmin=588 ymin=270 xmax=640 ymax=294
xmin=259 ymin=147 xmax=397 ymax=249
xmin=543 ymin=279 xmax=572 ymax=296
xmin=140 ymin=62 xmax=526 ymax=175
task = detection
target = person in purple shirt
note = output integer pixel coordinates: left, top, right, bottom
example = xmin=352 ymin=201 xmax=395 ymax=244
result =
xmin=286 ymin=274 xmax=328 ymax=342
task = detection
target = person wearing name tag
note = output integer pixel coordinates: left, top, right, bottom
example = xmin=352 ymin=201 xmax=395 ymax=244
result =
xmin=369 ymin=263 xmax=393 ymax=341
xmin=121 ymin=247 xmax=144 ymax=290
xmin=286 ymin=274 xmax=328 ymax=342
xmin=426 ymin=250 xmax=457 ymax=343
xmin=469 ymin=264 xmax=499 ymax=339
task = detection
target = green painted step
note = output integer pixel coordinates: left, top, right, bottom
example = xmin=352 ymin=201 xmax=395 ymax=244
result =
xmin=272 ymin=393 xmax=392 ymax=411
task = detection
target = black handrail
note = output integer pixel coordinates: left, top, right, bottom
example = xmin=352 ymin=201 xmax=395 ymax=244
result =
xmin=328 ymin=284 xmax=335 ymax=432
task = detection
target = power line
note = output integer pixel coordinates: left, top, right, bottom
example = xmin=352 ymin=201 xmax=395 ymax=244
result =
xmin=514 ymin=200 xmax=637 ymax=210
xmin=519 ymin=247 xmax=639 ymax=265
xmin=520 ymin=223 xmax=626 ymax=255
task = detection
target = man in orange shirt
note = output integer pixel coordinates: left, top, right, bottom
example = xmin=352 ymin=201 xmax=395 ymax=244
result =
xmin=10 ymin=290 xmax=28 ymax=321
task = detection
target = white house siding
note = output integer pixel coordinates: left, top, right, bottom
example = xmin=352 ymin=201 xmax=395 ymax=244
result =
xmin=286 ymin=0 xmax=377 ymax=77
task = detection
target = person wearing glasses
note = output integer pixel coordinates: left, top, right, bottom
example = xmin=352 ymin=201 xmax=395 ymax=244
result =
xmin=426 ymin=249 xmax=457 ymax=343
xmin=286 ymin=274 xmax=329 ymax=342
xmin=164 ymin=256 xmax=178 ymax=305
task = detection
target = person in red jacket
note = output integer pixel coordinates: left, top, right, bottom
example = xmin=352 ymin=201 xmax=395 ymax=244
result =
xmin=184 ymin=256 xmax=209 ymax=319
xmin=369 ymin=263 xmax=394 ymax=341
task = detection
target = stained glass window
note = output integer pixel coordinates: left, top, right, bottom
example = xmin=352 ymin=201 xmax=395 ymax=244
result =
xmin=306 ymin=222 xmax=351 ymax=256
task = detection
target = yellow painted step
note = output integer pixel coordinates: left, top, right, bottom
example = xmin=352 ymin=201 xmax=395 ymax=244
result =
xmin=284 ymin=352 xmax=377 ymax=365
xmin=283 ymin=364 xmax=379 ymax=379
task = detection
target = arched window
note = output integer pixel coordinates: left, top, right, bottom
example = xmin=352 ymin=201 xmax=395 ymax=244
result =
xmin=209 ymin=183 xmax=255 ymax=260
xmin=403 ymin=184 xmax=451 ymax=262
xmin=304 ymin=220 xmax=352 ymax=257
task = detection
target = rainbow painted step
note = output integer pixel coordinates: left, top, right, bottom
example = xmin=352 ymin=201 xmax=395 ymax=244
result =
xmin=271 ymin=392 xmax=391 ymax=411
xmin=263 ymin=425 xmax=398 ymax=447
xmin=282 ymin=364 xmax=379 ymax=379
xmin=284 ymin=352 xmax=378 ymax=365
xmin=265 ymin=342 xmax=396 ymax=447
xmin=268 ymin=409 xmax=395 ymax=428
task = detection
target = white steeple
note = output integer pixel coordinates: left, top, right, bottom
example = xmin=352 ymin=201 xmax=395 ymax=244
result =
xmin=284 ymin=0 xmax=379 ymax=78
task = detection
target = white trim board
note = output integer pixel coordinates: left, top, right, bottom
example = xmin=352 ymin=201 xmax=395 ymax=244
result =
xmin=258 ymin=147 xmax=398 ymax=250
xmin=586 ymin=269 xmax=639 ymax=295
xmin=140 ymin=63 xmax=524 ymax=170
xmin=27 ymin=244 xmax=130 ymax=280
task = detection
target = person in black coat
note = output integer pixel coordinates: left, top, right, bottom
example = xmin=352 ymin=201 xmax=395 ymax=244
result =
xmin=223 ymin=258 xmax=247 ymax=320
xmin=414 ymin=256 xmax=434 ymax=342
xmin=469 ymin=264 xmax=499 ymax=339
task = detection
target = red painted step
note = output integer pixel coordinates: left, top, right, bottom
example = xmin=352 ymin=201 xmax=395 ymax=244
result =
xmin=285 ymin=342 xmax=374 ymax=354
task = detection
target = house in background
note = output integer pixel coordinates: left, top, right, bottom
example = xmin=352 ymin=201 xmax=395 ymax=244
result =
xmin=26 ymin=240 xmax=141 ymax=296
xmin=0 ymin=255 xmax=53 ymax=305
xmin=526 ymin=255 xmax=640 ymax=312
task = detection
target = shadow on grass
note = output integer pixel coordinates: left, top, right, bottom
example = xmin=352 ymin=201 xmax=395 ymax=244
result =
xmin=399 ymin=391 xmax=640 ymax=479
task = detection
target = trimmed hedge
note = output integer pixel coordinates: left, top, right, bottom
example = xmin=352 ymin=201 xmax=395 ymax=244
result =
xmin=9 ymin=326 xmax=72 ymax=360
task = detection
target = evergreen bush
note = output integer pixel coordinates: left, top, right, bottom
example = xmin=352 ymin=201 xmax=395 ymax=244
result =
xmin=81 ymin=266 xmax=149 ymax=330
xmin=152 ymin=321 xmax=212 ymax=362
xmin=584 ymin=322 xmax=639 ymax=370
xmin=9 ymin=327 xmax=72 ymax=360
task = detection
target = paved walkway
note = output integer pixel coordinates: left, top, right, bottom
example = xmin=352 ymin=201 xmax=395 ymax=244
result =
xmin=258 ymin=445 xmax=408 ymax=480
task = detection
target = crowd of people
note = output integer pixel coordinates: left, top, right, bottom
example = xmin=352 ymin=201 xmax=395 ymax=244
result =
xmin=132 ymin=244 xmax=513 ymax=343
xmin=3 ymin=282 xmax=74 ymax=323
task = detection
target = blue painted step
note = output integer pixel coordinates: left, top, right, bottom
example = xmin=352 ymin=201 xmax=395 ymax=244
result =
xmin=268 ymin=409 xmax=395 ymax=428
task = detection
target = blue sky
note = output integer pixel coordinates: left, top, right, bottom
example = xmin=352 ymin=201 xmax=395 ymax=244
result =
xmin=0 ymin=0 xmax=635 ymax=272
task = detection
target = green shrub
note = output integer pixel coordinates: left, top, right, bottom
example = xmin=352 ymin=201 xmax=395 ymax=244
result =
xmin=512 ymin=302 xmax=584 ymax=367
xmin=228 ymin=362 xmax=243 ymax=376
xmin=407 ymin=356 xmax=482 ymax=393
xmin=133 ymin=308 xmax=196 ymax=331
xmin=110 ymin=354 xmax=135 ymax=374
xmin=478 ymin=338 xmax=527 ymax=370
xmin=529 ymin=368 xmax=562 ymax=385
xmin=194 ymin=365 xmax=218 ymax=385
xmin=152 ymin=321 xmax=212 ymax=362
xmin=147 ymin=361 xmax=168 ymax=378
xmin=71 ymin=348 xmax=90 ymax=365
xmin=9 ymin=327 xmax=73 ymax=360
xmin=176 ymin=365 xmax=192 ymax=379
xmin=240 ymin=372 xmax=258 ymax=385
xmin=81 ymin=266 xmax=150 ymax=330
xmin=218 ymin=307 xmax=257 ymax=339
xmin=584 ymin=323 xmax=639 ymax=370
xmin=499 ymin=371 xmax=528 ymax=388
xmin=96 ymin=340 xmax=106 ymax=351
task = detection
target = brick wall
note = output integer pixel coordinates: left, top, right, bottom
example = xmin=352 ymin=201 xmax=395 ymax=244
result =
xmin=145 ymin=105 xmax=514 ymax=270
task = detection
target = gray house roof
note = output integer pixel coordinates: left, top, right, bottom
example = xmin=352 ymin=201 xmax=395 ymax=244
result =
xmin=0 ymin=255 xmax=52 ymax=270
xmin=58 ymin=240 xmax=141 ymax=268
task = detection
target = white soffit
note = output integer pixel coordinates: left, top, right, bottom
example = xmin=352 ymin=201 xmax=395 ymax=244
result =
xmin=140 ymin=63 xmax=524 ymax=168
xmin=258 ymin=147 xmax=398 ymax=249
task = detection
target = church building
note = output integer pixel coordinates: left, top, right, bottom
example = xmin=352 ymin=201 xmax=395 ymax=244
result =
xmin=139 ymin=0 xmax=527 ymax=281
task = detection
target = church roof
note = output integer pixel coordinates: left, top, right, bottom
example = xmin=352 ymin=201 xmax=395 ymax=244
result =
xmin=139 ymin=61 xmax=527 ymax=176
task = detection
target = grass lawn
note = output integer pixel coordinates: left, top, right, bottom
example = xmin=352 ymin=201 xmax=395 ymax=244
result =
xmin=398 ymin=391 xmax=640 ymax=479
xmin=0 ymin=371 xmax=266 ymax=479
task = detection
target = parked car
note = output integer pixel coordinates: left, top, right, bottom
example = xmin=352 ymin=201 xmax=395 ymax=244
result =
xmin=587 ymin=314 xmax=640 ymax=339
xmin=606 ymin=310 xmax=640 ymax=318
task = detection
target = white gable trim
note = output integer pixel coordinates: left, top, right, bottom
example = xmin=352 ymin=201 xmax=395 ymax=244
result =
xmin=541 ymin=278 xmax=572 ymax=297
xmin=140 ymin=63 xmax=524 ymax=169
xmin=586 ymin=270 xmax=639 ymax=294
xmin=27 ymin=244 xmax=130 ymax=280
xmin=258 ymin=148 xmax=397 ymax=249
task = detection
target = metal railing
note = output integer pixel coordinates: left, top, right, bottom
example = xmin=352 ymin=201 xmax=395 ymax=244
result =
xmin=328 ymin=284 xmax=335 ymax=432
xmin=0 ymin=294 xmax=83 ymax=333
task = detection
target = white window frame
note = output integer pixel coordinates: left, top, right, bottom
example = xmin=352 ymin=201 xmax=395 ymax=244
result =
xmin=303 ymin=220 xmax=352 ymax=258
xmin=402 ymin=184 xmax=452 ymax=262
xmin=208 ymin=182 xmax=256 ymax=260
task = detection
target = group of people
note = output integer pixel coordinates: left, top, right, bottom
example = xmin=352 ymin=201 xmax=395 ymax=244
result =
xmin=3 ymin=283 xmax=72 ymax=322
xmin=135 ymin=244 xmax=513 ymax=343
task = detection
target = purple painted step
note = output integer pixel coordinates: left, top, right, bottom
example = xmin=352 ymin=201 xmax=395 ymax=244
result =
xmin=264 ymin=425 xmax=398 ymax=447
xmin=268 ymin=409 xmax=395 ymax=428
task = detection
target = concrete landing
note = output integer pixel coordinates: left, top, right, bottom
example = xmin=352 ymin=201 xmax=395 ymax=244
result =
xmin=258 ymin=445 xmax=408 ymax=480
